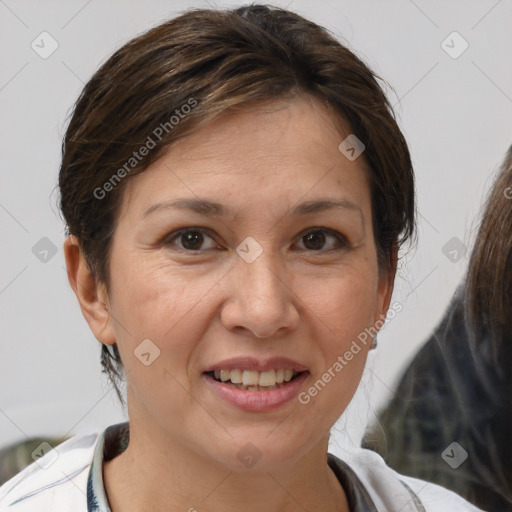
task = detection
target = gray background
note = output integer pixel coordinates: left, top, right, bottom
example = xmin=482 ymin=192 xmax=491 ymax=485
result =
xmin=1 ymin=0 xmax=511 ymax=452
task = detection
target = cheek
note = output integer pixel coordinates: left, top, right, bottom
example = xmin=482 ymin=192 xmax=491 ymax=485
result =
xmin=298 ymin=266 xmax=378 ymax=343
xmin=109 ymin=259 xmax=219 ymax=363
xmin=296 ymin=273 xmax=374 ymax=421
xmin=111 ymin=263 xmax=217 ymax=417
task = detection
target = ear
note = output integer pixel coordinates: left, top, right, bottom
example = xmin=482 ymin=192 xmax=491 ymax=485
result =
xmin=63 ymin=235 xmax=116 ymax=346
xmin=374 ymin=244 xmax=398 ymax=326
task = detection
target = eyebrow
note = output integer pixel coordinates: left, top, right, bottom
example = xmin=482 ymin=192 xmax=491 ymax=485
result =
xmin=142 ymin=197 xmax=363 ymax=219
xmin=142 ymin=198 xmax=364 ymax=218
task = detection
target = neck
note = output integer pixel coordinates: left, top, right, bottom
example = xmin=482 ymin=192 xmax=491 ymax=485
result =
xmin=103 ymin=420 xmax=349 ymax=512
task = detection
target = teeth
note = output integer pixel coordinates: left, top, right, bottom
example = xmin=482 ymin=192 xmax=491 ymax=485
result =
xmin=211 ymin=368 xmax=300 ymax=388
xmin=242 ymin=370 xmax=259 ymax=386
xmin=258 ymin=370 xmax=276 ymax=387
xmin=230 ymin=369 xmax=243 ymax=384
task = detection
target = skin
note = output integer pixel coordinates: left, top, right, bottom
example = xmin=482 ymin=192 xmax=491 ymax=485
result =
xmin=64 ymin=95 xmax=395 ymax=512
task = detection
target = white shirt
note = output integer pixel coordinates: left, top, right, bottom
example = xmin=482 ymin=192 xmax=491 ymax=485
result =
xmin=0 ymin=422 xmax=485 ymax=511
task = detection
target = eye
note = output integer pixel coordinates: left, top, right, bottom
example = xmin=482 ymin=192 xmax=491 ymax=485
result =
xmin=294 ymin=228 xmax=348 ymax=252
xmin=163 ymin=227 xmax=348 ymax=253
xmin=166 ymin=229 xmax=220 ymax=251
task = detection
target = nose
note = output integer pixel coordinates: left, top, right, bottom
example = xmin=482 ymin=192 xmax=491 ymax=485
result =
xmin=220 ymin=253 xmax=300 ymax=338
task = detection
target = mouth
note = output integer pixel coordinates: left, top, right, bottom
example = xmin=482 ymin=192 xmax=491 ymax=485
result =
xmin=202 ymin=356 xmax=310 ymax=411
xmin=202 ymin=368 xmax=310 ymax=412
xmin=204 ymin=369 xmax=307 ymax=391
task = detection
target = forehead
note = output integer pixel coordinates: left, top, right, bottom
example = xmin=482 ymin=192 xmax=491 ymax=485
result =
xmin=168 ymin=96 xmax=360 ymax=169
xmin=119 ymin=95 xmax=371 ymax=220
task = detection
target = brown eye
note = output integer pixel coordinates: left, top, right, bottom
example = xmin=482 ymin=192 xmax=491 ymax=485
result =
xmin=303 ymin=231 xmax=326 ymax=250
xmin=296 ymin=228 xmax=348 ymax=252
xmin=180 ymin=231 xmax=205 ymax=250
xmin=165 ymin=229 xmax=219 ymax=251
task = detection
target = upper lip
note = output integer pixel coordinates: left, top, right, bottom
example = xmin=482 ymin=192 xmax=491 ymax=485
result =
xmin=205 ymin=356 xmax=309 ymax=373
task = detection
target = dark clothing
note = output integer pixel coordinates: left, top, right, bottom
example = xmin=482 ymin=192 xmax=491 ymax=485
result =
xmin=363 ymin=287 xmax=512 ymax=511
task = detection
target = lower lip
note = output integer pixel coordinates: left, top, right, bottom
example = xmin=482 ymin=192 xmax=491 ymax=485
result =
xmin=203 ymin=372 xmax=309 ymax=412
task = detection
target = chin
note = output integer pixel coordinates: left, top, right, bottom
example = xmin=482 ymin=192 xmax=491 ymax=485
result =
xmin=205 ymin=432 xmax=312 ymax=472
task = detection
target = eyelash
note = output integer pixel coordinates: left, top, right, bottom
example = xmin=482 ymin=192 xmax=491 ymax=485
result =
xmin=163 ymin=227 xmax=349 ymax=253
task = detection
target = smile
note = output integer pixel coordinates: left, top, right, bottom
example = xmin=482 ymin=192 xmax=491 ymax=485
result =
xmin=209 ymin=368 xmax=300 ymax=390
xmin=203 ymin=370 xmax=310 ymax=411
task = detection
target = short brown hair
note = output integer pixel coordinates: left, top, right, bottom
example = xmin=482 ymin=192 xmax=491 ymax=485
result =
xmin=58 ymin=4 xmax=415 ymax=402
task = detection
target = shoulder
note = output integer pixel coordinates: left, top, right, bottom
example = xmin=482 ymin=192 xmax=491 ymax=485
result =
xmin=0 ymin=432 xmax=100 ymax=511
xmin=332 ymin=448 xmax=486 ymax=512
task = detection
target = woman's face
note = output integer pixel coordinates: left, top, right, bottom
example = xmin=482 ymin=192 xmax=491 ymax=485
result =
xmin=99 ymin=96 xmax=392 ymax=469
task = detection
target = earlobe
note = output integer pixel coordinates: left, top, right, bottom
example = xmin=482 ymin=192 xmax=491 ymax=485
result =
xmin=63 ymin=235 xmax=116 ymax=346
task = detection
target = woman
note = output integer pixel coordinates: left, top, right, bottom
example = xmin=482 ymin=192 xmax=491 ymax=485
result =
xmin=363 ymin=146 xmax=512 ymax=512
xmin=0 ymin=5 xmax=482 ymax=511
